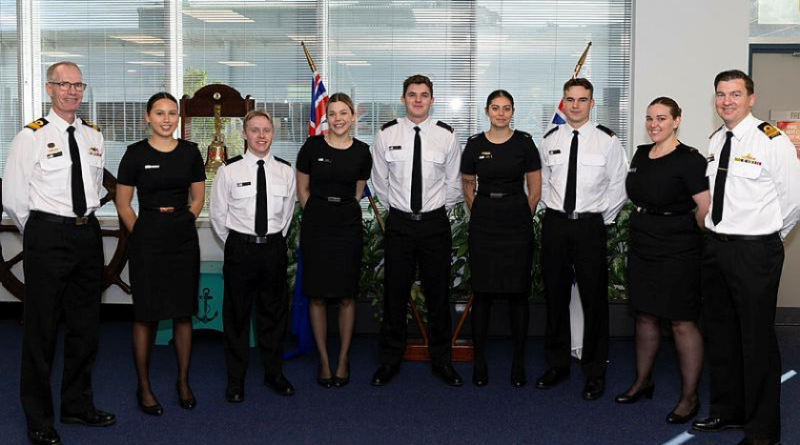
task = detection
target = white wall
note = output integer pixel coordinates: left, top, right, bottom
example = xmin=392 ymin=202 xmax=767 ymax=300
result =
xmin=631 ymin=0 xmax=750 ymax=153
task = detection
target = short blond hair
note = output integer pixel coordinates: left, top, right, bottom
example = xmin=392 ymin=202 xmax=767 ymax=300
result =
xmin=47 ymin=61 xmax=82 ymax=82
xmin=243 ymin=109 xmax=273 ymax=130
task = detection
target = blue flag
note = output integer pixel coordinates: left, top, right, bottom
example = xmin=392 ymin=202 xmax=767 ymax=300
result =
xmin=283 ymin=249 xmax=315 ymax=359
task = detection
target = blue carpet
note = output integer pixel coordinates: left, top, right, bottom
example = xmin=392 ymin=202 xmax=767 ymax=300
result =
xmin=0 ymin=321 xmax=797 ymax=445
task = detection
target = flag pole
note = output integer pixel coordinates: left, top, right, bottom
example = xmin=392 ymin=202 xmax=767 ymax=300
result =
xmin=572 ymin=41 xmax=592 ymax=78
xmin=301 ymin=41 xmax=386 ymax=233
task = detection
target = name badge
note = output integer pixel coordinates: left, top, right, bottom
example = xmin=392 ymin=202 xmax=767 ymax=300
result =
xmin=628 ymin=167 xmax=637 ymax=173
xmin=389 ymin=145 xmax=402 ymax=151
xmin=549 ymin=150 xmax=561 ymax=155
xmin=316 ymin=158 xmax=332 ymax=164
xmin=145 ymin=165 xmax=160 ymax=169
xmin=236 ymin=182 xmax=251 ymax=187
xmin=706 ymin=155 xmax=715 ymax=163
xmin=47 ymin=151 xmax=63 ymax=159
xmin=478 ymin=151 xmax=492 ymax=160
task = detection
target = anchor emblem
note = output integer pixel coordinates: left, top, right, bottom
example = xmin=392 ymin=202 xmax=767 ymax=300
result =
xmin=197 ymin=287 xmax=218 ymax=323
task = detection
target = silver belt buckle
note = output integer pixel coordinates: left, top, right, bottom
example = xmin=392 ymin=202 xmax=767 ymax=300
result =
xmin=75 ymin=216 xmax=89 ymax=225
xmin=254 ymin=236 xmax=269 ymax=244
xmin=489 ymin=192 xmax=503 ymax=199
xmin=327 ymin=196 xmax=341 ymax=203
xmin=566 ymin=212 xmax=579 ymax=220
xmin=410 ymin=212 xmax=423 ymax=221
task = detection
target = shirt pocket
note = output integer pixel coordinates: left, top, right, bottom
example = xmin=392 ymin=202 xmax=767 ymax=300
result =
xmin=423 ymin=149 xmax=446 ymax=179
xmin=580 ymin=154 xmax=607 ymax=167
xmin=545 ymin=152 xmax=564 ymax=166
xmin=271 ymin=184 xmax=290 ymax=198
xmin=385 ymin=148 xmax=410 ymax=163
xmin=705 ymin=159 xmax=718 ymax=178
xmin=231 ymin=183 xmax=256 ymax=200
xmin=38 ymin=155 xmax=72 ymax=190
xmin=729 ymin=160 xmax=762 ymax=180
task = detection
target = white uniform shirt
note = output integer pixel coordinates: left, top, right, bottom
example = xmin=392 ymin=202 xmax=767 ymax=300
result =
xmin=2 ymin=110 xmax=105 ymax=232
xmin=371 ymin=117 xmax=462 ymax=212
xmin=705 ymin=113 xmax=800 ymax=239
xmin=209 ymin=150 xmax=296 ymax=242
xmin=538 ymin=122 xmax=628 ymax=224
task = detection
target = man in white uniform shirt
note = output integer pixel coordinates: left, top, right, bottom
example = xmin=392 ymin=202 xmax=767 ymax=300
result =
xmin=3 ymin=61 xmax=116 ymax=445
xmin=691 ymin=70 xmax=800 ymax=445
xmin=535 ymin=78 xmax=628 ymax=401
xmin=210 ymin=110 xmax=297 ymax=403
xmin=370 ymin=75 xmax=464 ymax=387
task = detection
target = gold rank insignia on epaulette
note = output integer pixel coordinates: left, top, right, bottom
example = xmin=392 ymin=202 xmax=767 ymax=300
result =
xmin=25 ymin=118 xmax=49 ymax=132
xmin=81 ymin=119 xmax=101 ymax=132
xmin=758 ymin=122 xmax=781 ymax=140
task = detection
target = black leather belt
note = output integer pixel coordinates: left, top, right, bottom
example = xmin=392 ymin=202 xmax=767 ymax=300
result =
xmin=141 ymin=206 xmax=187 ymax=213
xmin=634 ymin=206 xmax=691 ymax=216
xmin=709 ymin=232 xmax=779 ymax=242
xmin=476 ymin=191 xmax=523 ymax=199
xmin=312 ymin=195 xmax=355 ymax=204
xmin=389 ymin=206 xmax=446 ymax=222
xmin=229 ymin=230 xmax=283 ymax=244
xmin=546 ymin=208 xmax=602 ymax=221
xmin=30 ymin=210 xmax=96 ymax=226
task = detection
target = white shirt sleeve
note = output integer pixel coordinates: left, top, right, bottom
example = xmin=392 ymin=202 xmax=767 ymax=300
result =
xmin=602 ymin=135 xmax=629 ymax=224
xmin=209 ymin=165 xmax=230 ymax=243
xmin=444 ymin=130 xmax=463 ymax=209
xmin=2 ymin=131 xmax=37 ymax=233
xmin=281 ymin=167 xmax=297 ymax=237
xmin=537 ymin=138 xmax=552 ymax=209
xmin=371 ymin=129 xmax=390 ymax=207
xmin=771 ymin=135 xmax=800 ymax=239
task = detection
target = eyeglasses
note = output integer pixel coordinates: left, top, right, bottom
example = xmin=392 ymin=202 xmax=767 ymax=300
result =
xmin=48 ymin=81 xmax=87 ymax=92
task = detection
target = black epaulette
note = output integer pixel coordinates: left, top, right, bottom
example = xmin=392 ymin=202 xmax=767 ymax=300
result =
xmin=436 ymin=121 xmax=454 ymax=133
xmin=596 ymin=124 xmax=615 ymax=137
xmin=24 ymin=118 xmax=49 ymax=132
xmin=543 ymin=126 xmax=559 ymax=139
xmin=467 ymin=133 xmax=481 ymax=141
xmin=225 ymin=155 xmax=243 ymax=165
xmin=274 ymin=156 xmax=291 ymax=167
xmin=709 ymin=125 xmax=724 ymax=139
xmin=381 ymin=119 xmax=398 ymax=131
xmin=516 ymin=130 xmax=532 ymax=138
xmin=758 ymin=122 xmax=782 ymax=140
xmin=81 ymin=119 xmax=101 ymax=132
xmin=678 ymin=143 xmax=698 ymax=153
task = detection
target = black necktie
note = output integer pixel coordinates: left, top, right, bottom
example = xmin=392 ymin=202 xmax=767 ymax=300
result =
xmin=66 ymin=126 xmax=87 ymax=217
xmin=411 ymin=126 xmax=422 ymax=213
xmin=711 ymin=131 xmax=734 ymax=226
xmin=564 ymin=130 xmax=579 ymax=214
xmin=255 ymin=159 xmax=267 ymax=236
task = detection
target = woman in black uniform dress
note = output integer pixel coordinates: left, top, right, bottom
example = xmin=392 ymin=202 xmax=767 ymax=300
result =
xmin=461 ymin=90 xmax=541 ymax=387
xmin=615 ymin=97 xmax=710 ymax=424
xmin=296 ymin=93 xmax=372 ymax=388
xmin=115 ymin=92 xmax=206 ymax=415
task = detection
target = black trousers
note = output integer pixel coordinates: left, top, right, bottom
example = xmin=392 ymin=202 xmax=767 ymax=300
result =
xmin=379 ymin=208 xmax=453 ymax=367
xmin=222 ymin=232 xmax=289 ymax=388
xmin=702 ymin=235 xmax=784 ymax=441
xmin=540 ymin=211 xmax=609 ymax=377
xmin=20 ymin=212 xmax=104 ymax=429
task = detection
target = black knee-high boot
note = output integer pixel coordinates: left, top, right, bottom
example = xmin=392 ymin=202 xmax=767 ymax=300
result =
xmin=471 ymin=292 xmax=492 ymax=386
xmin=508 ymin=292 xmax=529 ymax=387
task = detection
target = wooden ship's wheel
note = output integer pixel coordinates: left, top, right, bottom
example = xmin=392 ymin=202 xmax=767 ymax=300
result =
xmin=0 ymin=170 xmax=131 ymax=301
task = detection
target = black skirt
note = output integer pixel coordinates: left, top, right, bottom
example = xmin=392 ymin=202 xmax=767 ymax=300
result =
xmin=468 ymin=194 xmax=533 ymax=294
xmin=128 ymin=209 xmax=200 ymax=321
xmin=299 ymin=196 xmax=363 ymax=299
xmin=627 ymin=211 xmax=702 ymax=320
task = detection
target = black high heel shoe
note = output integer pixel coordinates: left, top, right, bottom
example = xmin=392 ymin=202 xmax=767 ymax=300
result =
xmin=666 ymin=400 xmax=700 ymax=424
xmin=614 ymin=383 xmax=655 ymax=404
xmin=333 ymin=364 xmax=350 ymax=388
xmin=472 ymin=360 xmax=489 ymax=387
xmin=318 ymin=365 xmax=333 ymax=388
xmin=136 ymin=388 xmax=163 ymax=416
xmin=510 ymin=362 xmax=527 ymax=388
xmin=177 ymin=382 xmax=196 ymax=410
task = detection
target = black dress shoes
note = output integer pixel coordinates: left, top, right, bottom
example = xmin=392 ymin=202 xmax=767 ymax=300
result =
xmin=371 ymin=364 xmax=400 ymax=386
xmin=510 ymin=362 xmax=527 ymax=388
xmin=60 ymin=409 xmax=116 ymax=427
xmin=432 ymin=364 xmax=463 ymax=387
xmin=225 ymin=386 xmax=244 ymax=403
xmin=177 ymin=382 xmax=196 ymax=410
xmin=666 ymin=401 xmax=700 ymax=424
xmin=614 ymin=383 xmax=655 ymax=404
xmin=692 ymin=417 xmax=745 ymax=432
xmin=472 ymin=361 xmax=489 ymax=387
xmin=136 ymin=388 xmax=164 ymax=416
xmin=27 ymin=427 xmax=61 ymax=445
xmin=264 ymin=374 xmax=295 ymax=396
xmin=582 ymin=377 xmax=605 ymax=401
xmin=535 ymin=368 xmax=570 ymax=389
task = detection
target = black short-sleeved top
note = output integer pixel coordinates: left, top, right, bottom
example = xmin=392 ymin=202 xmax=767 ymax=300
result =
xmin=460 ymin=130 xmax=542 ymax=195
xmin=117 ymin=138 xmax=206 ymax=208
xmin=625 ymin=143 xmax=709 ymax=213
xmin=296 ymin=135 xmax=372 ymax=198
